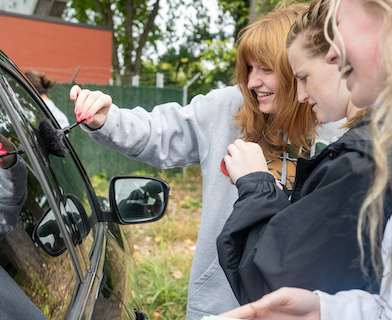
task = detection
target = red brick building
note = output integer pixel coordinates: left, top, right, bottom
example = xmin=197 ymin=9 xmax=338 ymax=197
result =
xmin=0 ymin=11 xmax=112 ymax=84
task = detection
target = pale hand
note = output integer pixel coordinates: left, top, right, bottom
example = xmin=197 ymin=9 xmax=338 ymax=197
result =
xmin=70 ymin=85 xmax=113 ymax=129
xmin=224 ymin=139 xmax=269 ymax=184
xmin=219 ymin=287 xmax=320 ymax=320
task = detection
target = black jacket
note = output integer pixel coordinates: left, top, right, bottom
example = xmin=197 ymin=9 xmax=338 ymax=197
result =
xmin=217 ymin=116 xmax=391 ymax=305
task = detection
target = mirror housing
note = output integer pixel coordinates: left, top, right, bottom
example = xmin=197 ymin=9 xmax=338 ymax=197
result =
xmin=32 ymin=195 xmax=87 ymax=256
xmin=109 ymin=176 xmax=170 ymax=224
xmin=32 ymin=207 xmax=67 ymax=257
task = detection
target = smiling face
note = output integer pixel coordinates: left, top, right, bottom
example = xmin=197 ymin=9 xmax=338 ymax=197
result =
xmin=325 ymin=0 xmax=386 ymax=108
xmin=247 ymin=61 xmax=278 ymax=114
xmin=288 ymin=33 xmax=350 ymax=122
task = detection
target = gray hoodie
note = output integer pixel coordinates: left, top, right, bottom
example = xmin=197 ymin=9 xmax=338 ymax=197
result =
xmin=0 ymin=156 xmax=48 ymax=320
xmin=0 ymin=156 xmax=28 ymax=240
xmin=83 ymin=86 xmax=346 ymax=319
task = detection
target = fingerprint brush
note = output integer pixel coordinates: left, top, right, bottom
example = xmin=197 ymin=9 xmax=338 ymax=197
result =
xmin=0 ymin=148 xmax=24 ymax=158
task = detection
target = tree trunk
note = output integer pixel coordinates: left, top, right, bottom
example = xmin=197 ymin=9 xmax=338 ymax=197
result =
xmin=103 ymin=1 xmax=122 ymax=84
xmin=249 ymin=0 xmax=262 ymax=24
xmin=4 ymin=222 xmax=45 ymax=279
xmin=23 ymin=194 xmax=44 ymax=221
xmin=134 ymin=0 xmax=160 ymax=76
xmin=112 ymin=35 xmax=122 ymax=85
xmin=124 ymin=68 xmax=135 ymax=85
xmin=123 ymin=0 xmax=137 ymax=84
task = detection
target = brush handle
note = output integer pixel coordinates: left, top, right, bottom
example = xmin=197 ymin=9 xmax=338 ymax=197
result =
xmin=63 ymin=121 xmax=82 ymax=135
xmin=0 ymin=148 xmax=24 ymax=158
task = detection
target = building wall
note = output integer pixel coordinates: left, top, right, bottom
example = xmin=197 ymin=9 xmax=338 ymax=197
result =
xmin=0 ymin=12 xmax=112 ymax=84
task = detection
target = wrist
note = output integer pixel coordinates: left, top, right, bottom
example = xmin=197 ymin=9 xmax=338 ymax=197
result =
xmin=0 ymin=154 xmax=17 ymax=169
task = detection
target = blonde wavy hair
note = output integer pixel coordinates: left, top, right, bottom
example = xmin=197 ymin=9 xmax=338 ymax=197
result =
xmin=234 ymin=1 xmax=318 ymax=160
xmin=326 ymin=0 xmax=392 ymax=278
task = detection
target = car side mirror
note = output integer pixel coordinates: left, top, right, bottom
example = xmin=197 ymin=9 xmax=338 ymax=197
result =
xmin=109 ymin=176 xmax=170 ymax=224
xmin=32 ymin=195 xmax=87 ymax=256
xmin=33 ymin=207 xmax=67 ymax=256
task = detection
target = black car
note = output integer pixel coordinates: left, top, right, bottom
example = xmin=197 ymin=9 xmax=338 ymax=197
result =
xmin=0 ymin=50 xmax=170 ymax=320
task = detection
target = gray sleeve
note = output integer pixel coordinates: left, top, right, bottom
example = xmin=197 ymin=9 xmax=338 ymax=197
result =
xmin=0 ymin=266 xmax=48 ymax=319
xmin=315 ymin=289 xmax=379 ymax=320
xmin=81 ymin=86 xmax=243 ymax=169
xmin=0 ymin=156 xmax=28 ymax=240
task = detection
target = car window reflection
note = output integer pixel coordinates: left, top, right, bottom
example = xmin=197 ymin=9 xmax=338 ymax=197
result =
xmin=3 ymin=72 xmax=96 ymax=265
xmin=0 ymin=100 xmax=77 ymax=319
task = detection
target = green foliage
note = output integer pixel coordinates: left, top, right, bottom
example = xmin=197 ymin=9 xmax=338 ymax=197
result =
xmin=200 ymin=38 xmax=237 ymax=86
xmin=127 ymin=165 xmax=202 ymax=318
xmin=90 ymin=170 xmax=109 ymax=197
xmin=63 ymin=0 xmax=301 ymax=93
xmin=179 ymin=199 xmax=202 ymax=213
xmin=64 ymin=0 xmax=166 ymax=82
xmin=133 ymin=228 xmax=191 ymax=320
xmin=154 ymin=0 xmax=234 ymax=95
xmin=13 ymin=268 xmax=28 ymax=286
xmin=30 ymin=272 xmax=57 ymax=318
xmin=219 ymin=0 xmax=250 ymax=27
xmin=63 ymin=0 xmax=241 ymax=93
xmin=131 ymin=170 xmax=152 ymax=177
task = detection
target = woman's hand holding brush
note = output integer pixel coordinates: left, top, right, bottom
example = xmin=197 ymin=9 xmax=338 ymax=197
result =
xmin=70 ymin=85 xmax=112 ymax=130
xmin=0 ymin=135 xmax=17 ymax=169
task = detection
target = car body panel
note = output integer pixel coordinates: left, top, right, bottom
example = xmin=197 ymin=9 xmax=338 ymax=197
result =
xmin=0 ymin=50 xmax=164 ymax=320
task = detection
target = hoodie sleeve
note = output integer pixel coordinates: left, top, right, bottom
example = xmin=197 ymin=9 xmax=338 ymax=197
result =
xmin=217 ymin=143 xmax=379 ymax=305
xmin=0 ymin=156 xmax=28 ymax=240
xmin=80 ymin=86 xmax=243 ymax=169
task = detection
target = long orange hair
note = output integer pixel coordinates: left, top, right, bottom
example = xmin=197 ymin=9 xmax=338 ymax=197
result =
xmin=234 ymin=2 xmax=317 ymax=160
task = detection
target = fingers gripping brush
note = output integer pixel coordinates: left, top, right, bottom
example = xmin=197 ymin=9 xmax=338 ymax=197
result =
xmin=0 ymin=148 xmax=24 ymax=159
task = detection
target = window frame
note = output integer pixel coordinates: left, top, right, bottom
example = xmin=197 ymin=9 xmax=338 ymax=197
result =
xmin=0 ymin=59 xmax=108 ymax=320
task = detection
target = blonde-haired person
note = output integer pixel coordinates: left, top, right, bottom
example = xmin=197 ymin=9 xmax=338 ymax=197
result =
xmin=67 ymin=3 xmax=344 ymax=319
xmin=217 ymin=0 xmax=382 ymax=309
xmin=25 ymin=70 xmax=70 ymax=129
xmin=218 ymin=0 xmax=392 ymax=319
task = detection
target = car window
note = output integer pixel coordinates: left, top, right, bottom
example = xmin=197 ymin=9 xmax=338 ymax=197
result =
xmin=2 ymin=71 xmax=96 ymax=272
xmin=0 ymin=100 xmax=77 ymax=319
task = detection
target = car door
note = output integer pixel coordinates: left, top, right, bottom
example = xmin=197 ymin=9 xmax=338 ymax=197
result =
xmin=0 ymin=52 xmax=146 ymax=319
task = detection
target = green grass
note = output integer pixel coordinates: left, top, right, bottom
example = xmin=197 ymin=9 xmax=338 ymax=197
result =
xmin=91 ymin=166 xmax=202 ymax=320
xmin=133 ymin=228 xmax=192 ymax=319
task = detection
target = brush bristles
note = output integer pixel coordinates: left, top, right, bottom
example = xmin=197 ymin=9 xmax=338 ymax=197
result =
xmin=38 ymin=119 xmax=69 ymax=158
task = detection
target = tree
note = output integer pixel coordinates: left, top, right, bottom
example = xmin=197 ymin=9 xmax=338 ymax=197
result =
xmin=118 ymin=0 xmax=231 ymax=98
xmin=64 ymin=0 xmax=166 ymax=84
xmin=63 ymin=0 xmax=288 ymax=94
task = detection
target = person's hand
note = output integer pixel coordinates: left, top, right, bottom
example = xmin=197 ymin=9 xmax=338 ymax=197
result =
xmin=70 ymin=85 xmax=112 ymax=129
xmin=219 ymin=287 xmax=320 ymax=320
xmin=224 ymin=139 xmax=269 ymax=184
xmin=0 ymin=134 xmax=16 ymax=169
